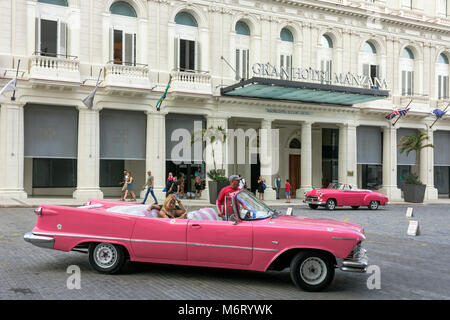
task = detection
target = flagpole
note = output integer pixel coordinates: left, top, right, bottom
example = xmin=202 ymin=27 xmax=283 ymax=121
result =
xmin=392 ymin=98 xmax=413 ymax=126
xmin=11 ymin=59 xmax=20 ymax=101
xmin=430 ymin=102 xmax=450 ymax=129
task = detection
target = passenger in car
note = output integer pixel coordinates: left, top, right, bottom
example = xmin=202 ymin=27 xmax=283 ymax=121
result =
xmin=159 ymin=194 xmax=187 ymax=219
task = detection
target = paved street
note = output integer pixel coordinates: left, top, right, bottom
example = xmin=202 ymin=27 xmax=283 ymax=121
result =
xmin=0 ymin=205 xmax=449 ymax=300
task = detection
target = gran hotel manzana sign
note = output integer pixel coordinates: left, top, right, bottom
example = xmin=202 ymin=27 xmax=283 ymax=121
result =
xmin=251 ymin=63 xmax=390 ymax=90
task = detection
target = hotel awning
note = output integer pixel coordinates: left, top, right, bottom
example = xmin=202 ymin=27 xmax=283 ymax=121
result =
xmin=220 ymin=77 xmax=389 ymax=106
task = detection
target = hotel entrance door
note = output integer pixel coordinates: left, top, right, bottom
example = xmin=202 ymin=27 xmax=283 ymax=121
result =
xmin=289 ymin=154 xmax=301 ymax=197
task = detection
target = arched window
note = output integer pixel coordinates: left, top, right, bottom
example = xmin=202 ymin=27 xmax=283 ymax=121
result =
xmin=109 ymin=2 xmax=138 ymax=65
xmin=437 ymin=53 xmax=449 ymax=99
xmin=280 ymin=28 xmax=294 ymax=80
xmin=280 ymin=28 xmax=293 ymax=42
xmin=363 ymin=41 xmax=377 ymax=54
xmin=402 ymin=47 xmax=415 ymax=60
xmin=235 ymin=21 xmax=251 ymax=36
xmin=289 ymin=138 xmax=301 ymax=149
xmin=174 ymin=12 xmax=199 ymax=72
xmin=37 ymin=0 xmax=68 ymax=6
xmin=400 ymin=47 xmax=415 ymax=96
xmin=361 ymin=41 xmax=379 ymax=88
xmin=321 ymin=35 xmax=333 ymax=49
xmin=110 ymin=1 xmax=137 ymax=17
xmin=235 ymin=20 xmax=250 ymax=80
xmin=438 ymin=53 xmax=449 ymax=65
xmin=319 ymin=35 xmax=333 ymax=83
xmin=175 ymin=12 xmax=198 ymax=27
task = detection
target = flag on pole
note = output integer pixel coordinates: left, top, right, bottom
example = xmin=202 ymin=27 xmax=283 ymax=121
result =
xmin=155 ymin=76 xmax=172 ymax=111
xmin=432 ymin=109 xmax=447 ymax=119
xmin=82 ymin=85 xmax=98 ymax=109
xmin=0 ymin=78 xmax=17 ymax=96
xmin=385 ymin=108 xmax=410 ymax=120
xmin=82 ymin=69 xmax=102 ymax=109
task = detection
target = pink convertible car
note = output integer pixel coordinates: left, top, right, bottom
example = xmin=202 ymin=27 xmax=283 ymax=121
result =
xmin=304 ymin=183 xmax=389 ymax=211
xmin=24 ymin=190 xmax=368 ymax=292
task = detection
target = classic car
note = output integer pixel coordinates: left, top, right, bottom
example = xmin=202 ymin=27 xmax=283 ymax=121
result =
xmin=24 ymin=190 xmax=368 ymax=292
xmin=304 ymin=182 xmax=389 ymax=211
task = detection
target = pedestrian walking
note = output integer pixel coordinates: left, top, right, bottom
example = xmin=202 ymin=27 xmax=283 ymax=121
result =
xmin=142 ymin=170 xmax=158 ymax=204
xmin=119 ymin=170 xmax=129 ymax=201
xmin=124 ymin=171 xmax=137 ymax=201
xmin=179 ymin=174 xmax=185 ymax=199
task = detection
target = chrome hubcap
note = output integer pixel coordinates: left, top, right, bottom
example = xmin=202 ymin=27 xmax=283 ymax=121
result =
xmin=94 ymin=244 xmax=117 ymax=268
xmin=328 ymin=201 xmax=335 ymax=210
xmin=370 ymin=201 xmax=378 ymax=209
xmin=299 ymin=257 xmax=327 ymax=285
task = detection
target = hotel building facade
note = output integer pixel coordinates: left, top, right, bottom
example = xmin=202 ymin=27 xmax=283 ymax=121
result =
xmin=1 ymin=0 xmax=450 ymax=202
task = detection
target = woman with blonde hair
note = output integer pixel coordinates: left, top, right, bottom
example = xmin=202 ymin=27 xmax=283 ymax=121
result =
xmin=158 ymin=194 xmax=186 ymax=219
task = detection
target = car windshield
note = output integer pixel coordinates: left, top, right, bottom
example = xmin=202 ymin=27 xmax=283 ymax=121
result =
xmin=327 ymin=183 xmax=357 ymax=191
xmin=235 ymin=190 xmax=274 ymax=220
xmin=327 ymin=183 xmax=344 ymax=190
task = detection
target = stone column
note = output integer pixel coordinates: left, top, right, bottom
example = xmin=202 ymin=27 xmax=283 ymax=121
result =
xmin=260 ymin=119 xmax=277 ymax=201
xmin=0 ymin=101 xmax=27 ymax=200
xmin=142 ymin=111 xmax=167 ymax=202
xmin=205 ymin=116 xmax=229 ymax=201
xmin=73 ymin=107 xmax=103 ymax=200
xmin=298 ymin=121 xmax=313 ymax=198
xmin=312 ymin=127 xmax=323 ymax=188
xmin=420 ymin=127 xmax=438 ymax=200
xmin=338 ymin=123 xmax=357 ymax=185
xmin=380 ymin=126 xmax=402 ymax=200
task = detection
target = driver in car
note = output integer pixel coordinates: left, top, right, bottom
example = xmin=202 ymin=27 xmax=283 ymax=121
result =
xmin=217 ymin=175 xmax=241 ymax=219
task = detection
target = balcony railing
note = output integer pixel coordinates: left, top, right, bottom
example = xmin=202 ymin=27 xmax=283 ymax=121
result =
xmin=29 ymin=53 xmax=81 ymax=83
xmin=103 ymin=61 xmax=151 ymax=90
xmin=169 ymin=69 xmax=212 ymax=95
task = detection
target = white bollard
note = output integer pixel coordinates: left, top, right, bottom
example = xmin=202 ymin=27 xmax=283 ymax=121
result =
xmin=286 ymin=207 xmax=293 ymax=216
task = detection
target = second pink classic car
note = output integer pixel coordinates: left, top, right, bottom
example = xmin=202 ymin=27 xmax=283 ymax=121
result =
xmin=24 ymin=190 xmax=368 ymax=292
xmin=304 ymin=183 xmax=389 ymax=210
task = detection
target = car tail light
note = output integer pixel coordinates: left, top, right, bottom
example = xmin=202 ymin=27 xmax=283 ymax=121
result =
xmin=35 ymin=207 xmax=42 ymax=216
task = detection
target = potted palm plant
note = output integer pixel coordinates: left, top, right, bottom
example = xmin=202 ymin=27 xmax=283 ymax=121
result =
xmin=191 ymin=126 xmax=228 ymax=204
xmin=398 ymin=132 xmax=434 ymax=203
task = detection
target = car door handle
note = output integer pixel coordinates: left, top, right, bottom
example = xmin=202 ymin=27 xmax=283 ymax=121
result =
xmin=191 ymin=224 xmax=201 ymax=229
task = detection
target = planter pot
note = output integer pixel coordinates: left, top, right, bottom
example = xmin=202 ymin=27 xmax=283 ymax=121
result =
xmin=208 ymin=181 xmax=229 ymax=205
xmin=403 ymin=184 xmax=426 ymax=203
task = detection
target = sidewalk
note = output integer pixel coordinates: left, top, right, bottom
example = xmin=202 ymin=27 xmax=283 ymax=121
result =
xmin=1 ymin=196 xmax=450 ymax=208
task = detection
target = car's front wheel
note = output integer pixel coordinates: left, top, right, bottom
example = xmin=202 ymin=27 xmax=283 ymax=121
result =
xmin=88 ymin=242 xmax=126 ymax=274
xmin=290 ymin=251 xmax=335 ymax=292
xmin=325 ymin=199 xmax=336 ymax=211
xmin=368 ymin=200 xmax=379 ymax=210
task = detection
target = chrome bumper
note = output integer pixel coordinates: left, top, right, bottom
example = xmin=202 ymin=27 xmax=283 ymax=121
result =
xmin=24 ymin=232 xmax=54 ymax=250
xmin=338 ymin=246 xmax=368 ymax=273
xmin=303 ymin=198 xmax=325 ymax=205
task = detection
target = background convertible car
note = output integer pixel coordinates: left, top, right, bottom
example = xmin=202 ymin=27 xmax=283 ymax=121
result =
xmin=24 ymin=190 xmax=368 ymax=292
xmin=304 ymin=183 xmax=389 ymax=210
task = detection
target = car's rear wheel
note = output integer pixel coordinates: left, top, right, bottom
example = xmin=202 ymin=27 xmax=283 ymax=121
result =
xmin=351 ymin=206 xmax=360 ymax=210
xmin=290 ymin=251 xmax=335 ymax=292
xmin=89 ymin=242 xmax=126 ymax=274
xmin=325 ymin=199 xmax=336 ymax=211
xmin=368 ymin=200 xmax=379 ymax=210
xmin=308 ymin=204 xmax=319 ymax=210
